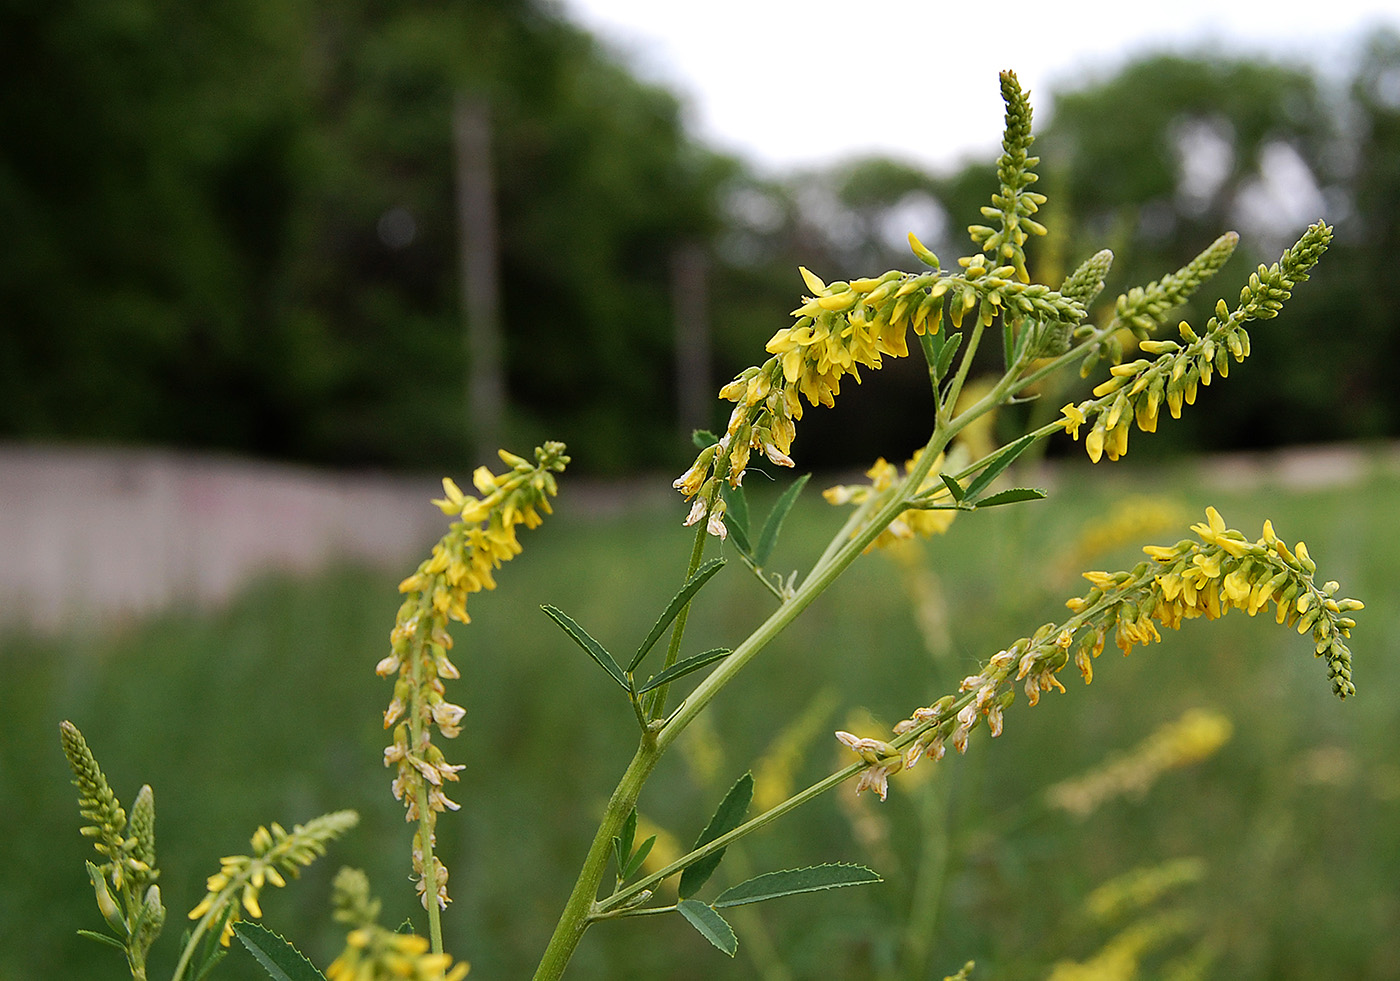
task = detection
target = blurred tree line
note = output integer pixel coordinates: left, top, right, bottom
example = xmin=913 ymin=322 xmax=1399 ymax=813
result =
xmin=2 ymin=0 xmax=1397 ymax=473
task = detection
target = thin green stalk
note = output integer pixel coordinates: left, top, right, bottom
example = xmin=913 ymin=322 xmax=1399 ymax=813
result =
xmin=170 ymin=912 xmax=217 ymax=981
xmin=894 ymin=774 xmax=952 ymax=980
xmin=939 ymin=319 xmax=987 ymax=422
xmin=599 ymin=757 xmax=870 ymax=914
xmin=602 ymin=694 xmax=975 ymax=916
xmin=407 ymin=636 xmax=445 ymax=954
xmin=644 ymin=517 xmax=711 ymax=718
xmin=657 ymin=428 xmax=952 ymax=755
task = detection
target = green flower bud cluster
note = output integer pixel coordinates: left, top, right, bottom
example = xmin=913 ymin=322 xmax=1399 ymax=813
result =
xmin=1075 ymin=231 xmax=1238 ymax=376
xmin=1061 ymin=222 xmax=1333 ymax=462
xmin=61 ymin=721 xmax=165 ymax=976
xmin=968 ymin=71 xmax=1047 ymax=284
xmin=1034 ymin=249 xmax=1116 ymax=357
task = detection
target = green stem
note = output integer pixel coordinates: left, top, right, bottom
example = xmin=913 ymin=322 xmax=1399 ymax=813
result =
xmin=656 ymin=428 xmax=951 ymax=755
xmin=531 ymin=737 xmax=662 ymax=981
xmin=600 ymin=758 xmax=870 ymax=914
xmin=894 ymin=773 xmax=952 ymax=980
xmin=644 ymin=518 xmax=711 ymax=718
xmin=534 ymin=330 xmax=1057 ymax=978
xmin=413 ymin=783 xmax=444 ymax=954
xmin=407 ymin=633 xmax=445 ymax=954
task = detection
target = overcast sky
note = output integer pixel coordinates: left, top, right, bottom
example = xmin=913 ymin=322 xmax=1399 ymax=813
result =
xmin=557 ymin=0 xmax=1400 ymax=174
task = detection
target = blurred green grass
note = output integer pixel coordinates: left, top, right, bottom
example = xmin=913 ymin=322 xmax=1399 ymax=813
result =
xmin=4 ymin=455 xmax=1399 ymax=980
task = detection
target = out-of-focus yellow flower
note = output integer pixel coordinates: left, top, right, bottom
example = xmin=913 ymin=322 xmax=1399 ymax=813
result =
xmin=326 ymin=926 xmax=469 ymax=981
xmin=823 ymin=451 xmax=957 ymax=551
xmin=187 ymin=812 xmax=358 ymax=945
xmin=1045 ymin=710 xmax=1232 ymax=818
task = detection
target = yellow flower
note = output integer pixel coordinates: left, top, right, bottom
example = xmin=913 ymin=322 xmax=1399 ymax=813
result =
xmin=1060 ymin=402 xmax=1087 ymax=438
xmin=187 ymin=812 xmax=358 ymax=946
xmin=326 ymin=926 xmax=469 ymax=981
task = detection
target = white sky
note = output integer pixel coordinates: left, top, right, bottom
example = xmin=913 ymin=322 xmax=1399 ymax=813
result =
xmin=557 ymin=0 xmax=1400 ymax=174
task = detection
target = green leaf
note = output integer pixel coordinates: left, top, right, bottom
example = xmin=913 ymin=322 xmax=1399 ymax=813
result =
xmin=719 ymin=483 xmax=752 ymax=554
xmin=76 ymin=929 xmax=126 ymax=951
xmin=676 ymin=899 xmax=737 ymax=957
xmin=613 ymin=809 xmax=638 ymax=876
xmin=713 ymin=863 xmax=883 ymax=908
xmin=540 ymin=605 xmax=629 ymax=692
xmin=622 ymin=835 xmax=656 ymax=881
xmin=754 ymin=474 xmax=810 ymax=566
xmin=973 ymin=487 xmax=1047 ymax=508
xmin=191 ymin=908 xmax=236 ymax=981
xmin=692 ymin=429 xmax=719 ymax=449
xmin=939 ymin=473 xmax=966 ymax=503
xmin=629 ymin=559 xmax=726 ymax=672
xmin=963 ymin=434 xmax=1035 ymax=500
xmin=679 ymin=773 xmax=753 ymax=899
xmin=636 ymin=648 xmax=731 ymax=694
xmin=192 ymin=945 xmax=229 ymax=981
xmin=233 ymin=923 xmax=327 ymax=981
xmin=935 ymin=330 xmax=964 ymax=379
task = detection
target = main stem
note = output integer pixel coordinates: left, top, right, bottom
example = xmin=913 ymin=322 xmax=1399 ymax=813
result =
xmin=531 ymin=433 xmax=951 ymax=981
xmin=530 ymin=736 xmax=662 ymax=980
xmin=531 ymin=331 xmax=1044 ymax=979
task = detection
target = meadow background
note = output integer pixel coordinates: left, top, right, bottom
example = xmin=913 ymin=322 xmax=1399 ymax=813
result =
xmin=4 ymin=447 xmax=1398 ymax=979
xmin=5 ymin=1 xmax=1400 ymax=977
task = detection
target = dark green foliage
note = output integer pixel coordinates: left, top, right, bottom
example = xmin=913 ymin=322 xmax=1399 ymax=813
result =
xmin=0 ymin=0 xmax=730 ymax=472
xmin=3 ymin=2 xmax=1399 ymax=472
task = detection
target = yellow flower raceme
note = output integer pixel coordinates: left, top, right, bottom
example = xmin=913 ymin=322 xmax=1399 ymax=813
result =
xmin=836 ymin=508 xmax=1361 ymax=800
xmin=673 ymin=237 xmax=1083 ymax=535
xmin=382 ymin=443 xmax=567 ymax=909
xmin=186 ymin=811 xmax=358 ymax=946
xmin=1046 ymin=709 xmax=1233 ymax=818
xmin=1060 ymin=221 xmax=1332 ymax=463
